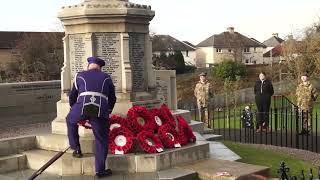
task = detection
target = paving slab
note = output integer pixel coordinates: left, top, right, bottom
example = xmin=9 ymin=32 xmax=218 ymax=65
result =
xmin=1 ymin=168 xmax=197 ymax=180
xmin=209 ymin=141 xmax=241 ymax=161
xmin=177 ymin=158 xmax=270 ymax=180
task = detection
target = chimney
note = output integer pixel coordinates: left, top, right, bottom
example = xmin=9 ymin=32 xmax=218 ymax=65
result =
xmin=227 ymin=27 xmax=235 ymax=34
xmin=272 ymin=33 xmax=279 ymax=37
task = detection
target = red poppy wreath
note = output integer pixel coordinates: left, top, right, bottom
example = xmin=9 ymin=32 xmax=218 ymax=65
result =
xmin=149 ymin=108 xmax=165 ymax=132
xmin=109 ymin=115 xmax=127 ymax=131
xmin=78 ymin=120 xmax=92 ymax=129
xmin=176 ymin=115 xmax=196 ymax=146
xmin=109 ymin=126 xmax=134 ymax=155
xmin=137 ymin=131 xmax=164 ymax=153
xmin=127 ymin=106 xmax=156 ymax=135
xmin=159 ymin=104 xmax=176 ymax=127
xmin=158 ymin=124 xmax=181 ymax=148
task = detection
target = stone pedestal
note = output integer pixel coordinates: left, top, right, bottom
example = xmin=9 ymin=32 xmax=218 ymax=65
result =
xmin=58 ymin=0 xmax=159 ymax=117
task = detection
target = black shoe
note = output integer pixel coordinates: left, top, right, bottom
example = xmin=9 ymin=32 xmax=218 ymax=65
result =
xmin=72 ymin=150 xmax=83 ymax=158
xmin=96 ymin=169 xmax=112 ymax=178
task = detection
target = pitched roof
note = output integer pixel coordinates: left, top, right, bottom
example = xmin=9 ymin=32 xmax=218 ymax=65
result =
xmin=263 ymin=36 xmax=284 ymax=47
xmin=197 ymin=31 xmax=266 ymax=48
xmin=0 ymin=31 xmax=64 ymax=49
xmin=152 ymin=35 xmax=195 ymax=52
xmin=263 ymin=44 xmax=283 ymax=57
xmin=182 ymin=41 xmax=196 ymax=49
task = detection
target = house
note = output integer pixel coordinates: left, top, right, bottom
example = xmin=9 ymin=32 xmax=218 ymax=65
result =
xmin=263 ymin=33 xmax=284 ymax=51
xmin=152 ymin=35 xmax=196 ymax=66
xmin=196 ymin=27 xmax=266 ymax=67
xmin=262 ymin=34 xmax=285 ymax=64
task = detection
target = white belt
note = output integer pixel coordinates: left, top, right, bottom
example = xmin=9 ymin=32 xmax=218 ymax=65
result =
xmin=79 ymin=91 xmax=108 ymax=100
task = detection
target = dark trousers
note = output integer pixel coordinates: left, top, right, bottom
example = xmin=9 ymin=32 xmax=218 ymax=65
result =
xmin=256 ymin=99 xmax=271 ymax=128
xmin=66 ymin=114 xmax=109 ymax=173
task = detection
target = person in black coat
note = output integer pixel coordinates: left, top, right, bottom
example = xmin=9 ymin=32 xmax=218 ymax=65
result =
xmin=254 ymin=72 xmax=274 ymax=132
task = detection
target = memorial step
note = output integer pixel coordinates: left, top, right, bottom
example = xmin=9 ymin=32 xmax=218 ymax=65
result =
xmin=189 ymin=120 xmax=204 ymax=134
xmin=202 ymin=134 xmax=223 ymax=141
xmin=36 ymin=134 xmax=95 ymax=154
xmin=171 ymin=109 xmax=191 ymax=124
xmin=24 ymin=141 xmax=210 ymax=175
xmin=1 ymin=168 xmax=197 ymax=180
xmin=202 ymin=127 xmax=215 ymax=134
xmin=0 ymin=154 xmax=26 ymax=174
xmin=52 ymin=119 xmax=203 ymax=138
xmin=177 ymin=158 xmax=270 ymax=180
xmin=0 ymin=136 xmax=36 ymax=157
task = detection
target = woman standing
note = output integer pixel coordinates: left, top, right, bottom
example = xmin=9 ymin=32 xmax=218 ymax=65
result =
xmin=254 ymin=72 xmax=274 ymax=132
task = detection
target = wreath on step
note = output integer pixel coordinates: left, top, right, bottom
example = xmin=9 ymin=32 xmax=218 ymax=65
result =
xmin=159 ymin=104 xmax=176 ymax=128
xmin=150 ymin=108 xmax=165 ymax=132
xmin=127 ymin=106 xmax=155 ymax=135
xmin=158 ymin=124 xmax=181 ymax=148
xmin=137 ymin=131 xmax=164 ymax=154
xmin=109 ymin=127 xmax=134 ymax=155
xmin=109 ymin=115 xmax=127 ymax=131
xmin=176 ymin=115 xmax=196 ymax=146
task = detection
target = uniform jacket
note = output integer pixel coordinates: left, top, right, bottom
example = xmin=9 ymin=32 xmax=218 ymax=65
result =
xmin=296 ymin=81 xmax=318 ymax=110
xmin=69 ymin=69 xmax=117 ymax=119
xmin=194 ymin=80 xmax=212 ymax=107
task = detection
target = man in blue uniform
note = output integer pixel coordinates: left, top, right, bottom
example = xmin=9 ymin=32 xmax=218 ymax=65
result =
xmin=66 ymin=56 xmax=117 ymax=178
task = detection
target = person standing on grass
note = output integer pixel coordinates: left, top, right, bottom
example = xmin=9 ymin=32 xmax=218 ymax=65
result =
xmin=296 ymin=72 xmax=318 ymax=135
xmin=194 ymin=72 xmax=213 ymax=127
xmin=254 ymin=72 xmax=274 ymax=132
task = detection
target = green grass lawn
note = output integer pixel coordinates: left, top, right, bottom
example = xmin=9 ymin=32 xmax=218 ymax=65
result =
xmin=223 ymin=141 xmax=317 ymax=178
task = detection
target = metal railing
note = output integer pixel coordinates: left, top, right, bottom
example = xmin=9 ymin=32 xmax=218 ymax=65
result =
xmin=180 ymin=95 xmax=320 ymax=153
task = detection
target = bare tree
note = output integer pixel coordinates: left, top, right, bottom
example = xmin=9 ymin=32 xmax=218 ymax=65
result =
xmin=12 ymin=32 xmax=64 ymax=82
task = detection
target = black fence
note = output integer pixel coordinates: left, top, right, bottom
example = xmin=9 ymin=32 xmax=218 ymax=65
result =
xmin=180 ymin=95 xmax=320 ymax=153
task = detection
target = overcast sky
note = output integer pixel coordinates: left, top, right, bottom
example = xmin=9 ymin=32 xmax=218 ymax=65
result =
xmin=0 ymin=0 xmax=319 ymax=44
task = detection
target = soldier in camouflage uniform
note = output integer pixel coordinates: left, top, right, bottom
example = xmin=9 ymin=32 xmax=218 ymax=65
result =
xmin=194 ymin=72 xmax=213 ymax=127
xmin=296 ymin=73 xmax=318 ymax=135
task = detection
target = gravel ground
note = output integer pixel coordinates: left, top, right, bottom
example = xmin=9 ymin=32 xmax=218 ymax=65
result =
xmin=244 ymin=143 xmax=320 ymax=167
xmin=0 ymin=122 xmax=52 ymax=139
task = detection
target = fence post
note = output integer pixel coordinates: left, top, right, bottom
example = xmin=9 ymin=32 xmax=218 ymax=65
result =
xmin=309 ymin=168 xmax=313 ymax=180
xmin=296 ymin=107 xmax=300 ymax=149
xmin=301 ymin=170 xmax=305 ymax=180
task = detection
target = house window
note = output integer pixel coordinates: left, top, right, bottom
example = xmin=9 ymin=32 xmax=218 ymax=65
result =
xmin=186 ymin=50 xmax=189 ymax=57
xmin=244 ymin=48 xmax=250 ymax=53
xmin=228 ymin=49 xmax=232 ymax=53
xmin=216 ymin=48 xmax=222 ymax=53
xmin=245 ymin=59 xmax=249 ymax=64
xmin=254 ymin=47 xmax=257 ymax=52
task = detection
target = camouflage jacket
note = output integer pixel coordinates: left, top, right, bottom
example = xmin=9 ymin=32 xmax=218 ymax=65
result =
xmin=296 ymin=81 xmax=318 ymax=110
xmin=194 ymin=80 xmax=213 ymax=107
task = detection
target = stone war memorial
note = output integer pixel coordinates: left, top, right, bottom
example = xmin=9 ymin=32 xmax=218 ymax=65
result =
xmin=0 ymin=0 xmax=271 ymax=179
xmin=0 ymin=0 xmax=211 ymax=179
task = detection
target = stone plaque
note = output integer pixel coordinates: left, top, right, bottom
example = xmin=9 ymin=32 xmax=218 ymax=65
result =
xmin=156 ymin=76 xmax=168 ymax=105
xmin=93 ymin=33 xmax=122 ymax=91
xmin=129 ymin=33 xmax=145 ymax=91
xmin=69 ymin=34 xmax=87 ymax=80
